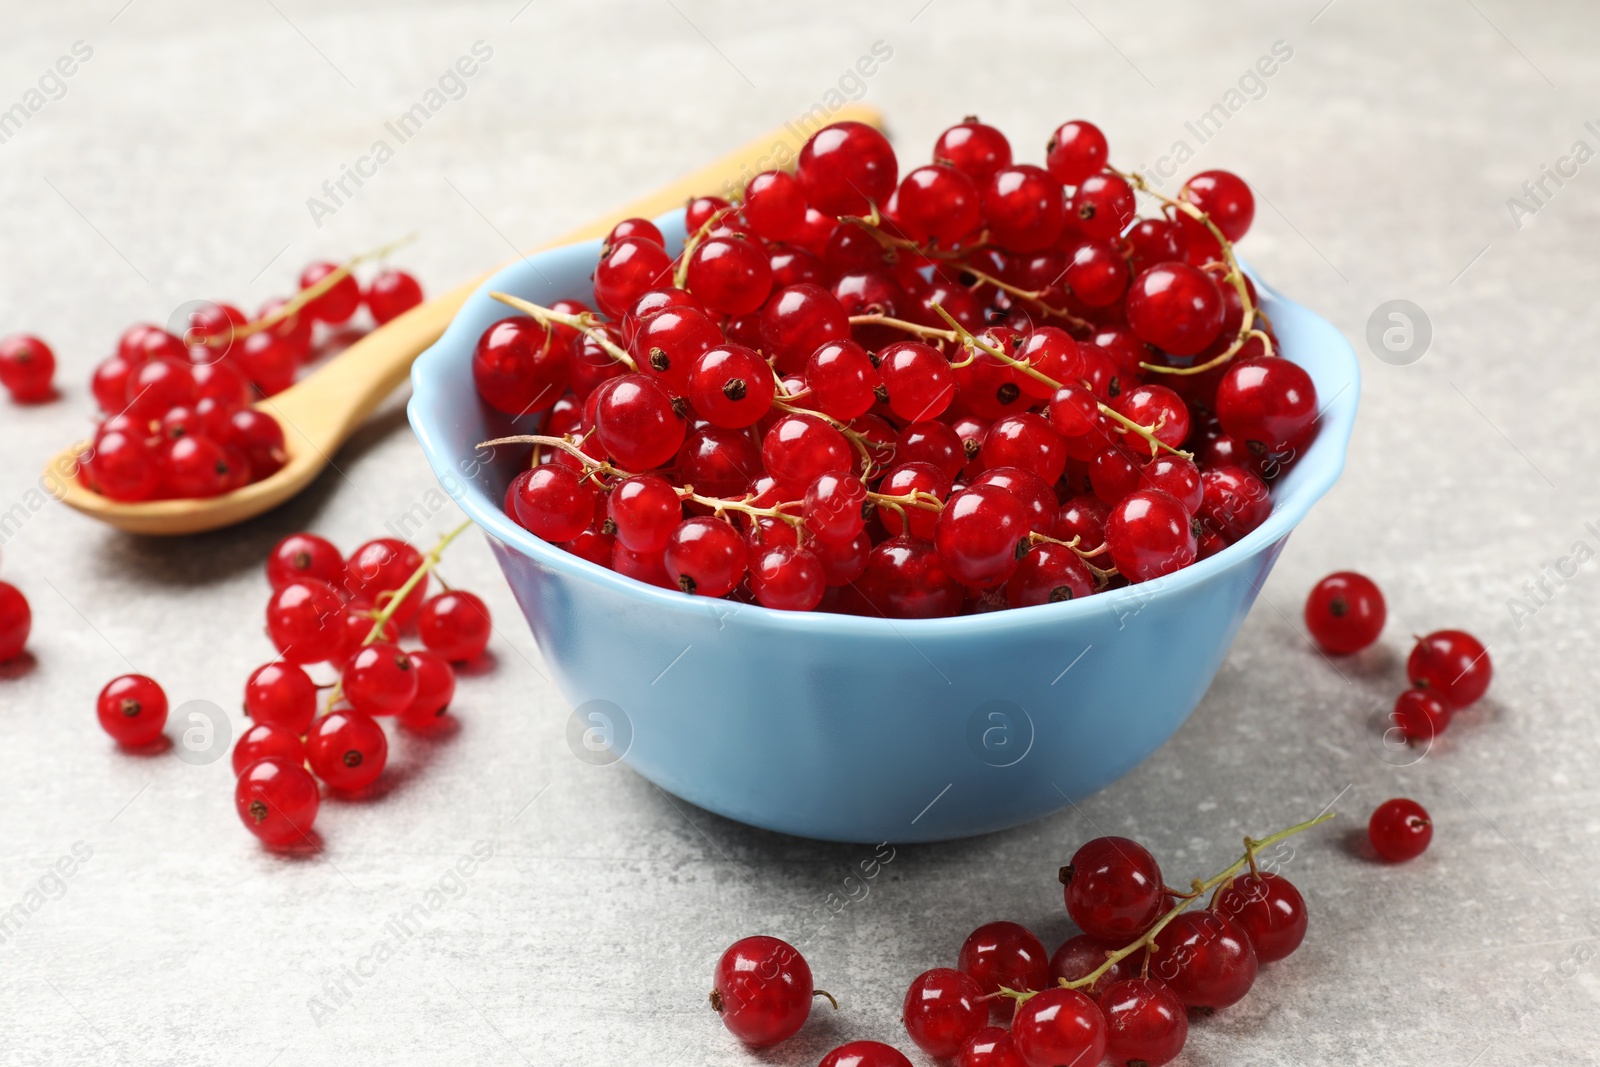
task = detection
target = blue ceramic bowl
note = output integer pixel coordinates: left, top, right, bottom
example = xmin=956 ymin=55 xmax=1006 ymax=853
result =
xmin=408 ymin=211 xmax=1359 ymax=843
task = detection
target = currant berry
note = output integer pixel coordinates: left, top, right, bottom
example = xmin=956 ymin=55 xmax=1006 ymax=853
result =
xmin=255 ymin=297 xmax=314 ymax=360
xmin=686 ymin=235 xmax=773 ymax=317
xmin=85 ymin=430 xmax=159 ymax=502
xmin=1392 ymin=687 xmax=1453 ymax=744
xmin=1181 ymin=170 xmax=1255 ymax=242
xmin=345 ymin=538 xmax=429 ymax=627
xmin=1048 ymin=933 xmax=1143 ymax=999
xmin=749 ymin=544 xmax=826 ymax=611
xmin=1058 ymin=496 xmax=1111 ymax=558
xmin=416 ymin=590 xmax=492 ymax=663
xmin=235 ymin=756 xmax=320 ymax=846
xmin=229 ymin=409 xmax=288 ymax=479
xmin=244 ymin=661 xmax=318 ymax=735
xmin=1369 ymin=797 xmax=1433 ymax=861
xmin=664 ymin=517 xmax=747 ymax=596
xmin=1105 ymin=490 xmax=1197 ymax=582
xmin=607 ymin=216 xmax=665 ymax=247
xmin=1138 ymin=455 xmax=1203 ymax=513
xmin=1304 ymin=571 xmax=1386 ymax=655
xmin=96 ymin=674 xmax=168 ymax=746
xmin=1011 ymin=987 xmax=1106 ymax=1067
xmin=342 ymin=641 xmax=418 ymax=716
xmin=805 ymin=338 xmax=878 ymax=420
xmin=1070 ymin=172 xmax=1136 ymax=241
xmin=957 ymin=1026 xmax=1025 ymax=1067
xmin=1062 ymin=239 xmax=1128 ymax=308
xmin=1112 ymin=384 xmax=1191 ymax=452
xmin=0 ymin=334 xmax=56 ymax=402
xmin=760 ymin=283 xmax=850 ymax=373
xmin=472 ymin=316 xmax=570 ymax=416
xmin=1407 ymin=630 xmax=1492 ymax=709
xmin=510 ymin=464 xmax=598 ymax=542
xmin=856 ymin=536 xmax=964 ymax=618
xmin=877 ymin=462 xmax=952 ymax=540
xmin=1125 ymin=263 xmax=1225 ymax=356
xmin=935 ymin=483 xmax=1030 ymax=589
xmin=1148 ymin=910 xmax=1258 ymax=1008
xmin=957 ymin=921 xmax=1049 ymax=999
xmin=761 ymin=412 xmax=851 ymax=493
xmin=803 ymin=471 xmax=869 ymax=545
xmin=676 ymin=425 xmax=763 ymax=497
xmin=1100 ymin=978 xmax=1188 ymax=1067
xmin=709 ymin=935 xmax=822 ymax=1047
xmin=592 ymin=373 xmax=686 ymax=470
xmin=232 ymin=722 xmax=306 ymax=776
xmin=265 ymin=578 xmax=347 ymax=664
xmin=363 ymin=269 xmax=424 ymax=324
xmin=1008 ymin=544 xmax=1094 ymax=608
xmin=0 ymin=581 xmax=31 ymax=663
xmin=688 ymin=344 xmax=774 ymax=428
xmin=796 ymin=121 xmax=898 ymax=216
xmin=895 ymin=420 xmax=965 ymax=480
xmin=1061 ymin=836 xmax=1166 ymax=941
xmin=742 ymin=170 xmax=810 ymax=242
xmin=1196 ymin=465 xmax=1272 ymax=542
xmin=982 ymin=165 xmax=1067 ymax=252
xmin=307 ymin=710 xmax=388 ymax=790
xmin=1215 ymin=355 xmax=1318 ymax=453
xmin=981 ymin=413 xmax=1067 ymax=486
xmin=878 ymin=340 xmax=955 ymax=422
xmin=684 ymin=195 xmax=731 ymax=234
xmin=592 ymin=236 xmax=674 ymax=319
xmin=903 ymin=968 xmax=986 ymax=1060
xmin=1214 ymin=872 xmax=1308 ymax=963
xmin=125 ymin=357 xmax=197 ymax=421
xmin=818 ymin=1042 xmax=913 ymax=1067
xmin=934 ymin=119 xmax=1013 ymax=183
xmin=401 ymin=649 xmax=456 ymax=725
xmin=237 ymin=331 xmax=296 ymax=396
xmin=265 ymin=533 xmax=344 ymax=590
xmin=300 ymin=261 xmax=361 ymax=324
xmin=1045 ymin=120 xmax=1108 ymax=186
xmin=896 ymin=164 xmax=982 ymax=245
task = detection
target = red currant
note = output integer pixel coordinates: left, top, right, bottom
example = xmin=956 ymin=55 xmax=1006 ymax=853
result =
xmin=1106 ymin=490 xmax=1196 ymax=582
xmin=1045 ymin=120 xmax=1108 ymax=186
xmin=608 ymin=216 xmax=665 ymax=247
xmin=401 ymin=649 xmax=456 ymax=725
xmin=760 ymin=283 xmax=850 ymax=373
xmin=1215 ymin=355 xmax=1318 ymax=454
xmin=957 ymin=1026 xmax=1024 ymax=1067
xmin=509 ymin=464 xmax=597 ymax=542
xmin=1148 ymin=910 xmax=1258 ymax=1008
xmin=896 ymin=164 xmax=982 ymax=246
xmin=1392 ymin=687 xmax=1453 ymax=744
xmin=1214 ymin=872 xmax=1308 ymax=963
xmin=761 ymin=412 xmax=851 ymax=493
xmin=0 ymin=581 xmax=31 ymax=663
xmin=710 ymin=935 xmax=820 ymax=1047
xmin=472 ymin=316 xmax=570 ymax=416
xmin=742 ymin=170 xmax=809 ymax=242
xmin=1061 ymin=836 xmax=1166 ymax=941
xmin=1125 ymin=263 xmax=1225 ymax=356
xmin=935 ymin=119 xmax=1013 ymax=183
xmin=1100 ymin=978 xmax=1188 ymax=1067
xmin=235 ymin=756 xmax=320 ymax=846
xmin=593 ymin=236 xmax=674 ymax=320
xmin=416 ymin=591 xmax=492 ymax=663
xmin=96 ymin=674 xmax=168 ymax=746
xmin=1407 ymin=630 xmax=1492 ymax=709
xmin=1071 ymin=173 xmax=1136 ymax=241
xmin=685 ymin=195 xmax=731 ymax=234
xmin=265 ymin=578 xmax=346 ymax=664
xmin=592 ymin=373 xmax=686 ymax=470
xmin=676 ymin=425 xmax=763 ymax=497
xmin=342 ymin=641 xmax=418 ymax=716
xmin=228 ymin=409 xmax=287 ymax=479
xmin=363 ymin=269 xmax=424 ymax=324
xmin=857 ymin=536 xmax=963 ymax=618
xmin=299 ymin=261 xmax=361 ymax=324
xmin=244 ymin=661 xmax=318 ymax=735
xmin=1195 ymin=465 xmax=1271 ymax=543
xmin=878 ymin=340 xmax=955 ymax=422
xmin=1304 ymin=571 xmax=1386 ymax=655
xmin=935 ymin=483 xmax=1030 ymax=589
xmin=1181 ymin=170 xmax=1255 ymax=242
xmin=818 ymin=1042 xmax=913 ymax=1067
xmin=1011 ymin=987 xmax=1106 ymax=1067
xmin=981 ymin=165 xmax=1066 ymax=252
xmin=345 ymin=538 xmax=429 ymax=626
xmin=903 ymin=968 xmax=986 ymax=1059
xmin=1369 ymin=797 xmax=1433 ymax=861
xmin=797 ymin=121 xmax=898 ymax=216
xmin=957 ymin=921 xmax=1049 ymax=999
xmin=1008 ymin=544 xmax=1094 ymax=608
xmin=805 ymin=338 xmax=878 ymax=421
xmin=232 ymin=722 xmax=306 ymax=776
xmin=266 ymin=533 xmax=344 ymax=590
xmin=803 ymin=471 xmax=869 ymax=545
xmin=749 ymin=544 xmax=825 ymax=611
xmin=85 ymin=430 xmax=159 ymax=502
xmin=1048 ymin=933 xmax=1142 ymax=999
xmin=307 ymin=710 xmax=388 ymax=790
xmin=688 ymin=344 xmax=774 ymax=428
xmin=664 ymin=517 xmax=746 ymax=596
xmin=0 ymin=334 xmax=56 ymax=402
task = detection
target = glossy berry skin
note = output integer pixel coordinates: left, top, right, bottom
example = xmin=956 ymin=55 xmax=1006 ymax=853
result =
xmin=232 ymin=722 xmax=306 ymax=776
xmin=85 ymin=430 xmax=159 ymax=502
xmin=608 ymin=216 xmax=665 ymax=247
xmin=957 ymin=921 xmax=1050 ymax=999
xmin=1048 ymin=934 xmax=1143 ymax=999
xmin=1113 ymin=384 xmax=1191 ymax=452
xmin=1064 ymin=239 xmax=1127 ymax=307
xmin=684 ymin=195 xmax=731 ymax=234
xmin=982 ymin=165 xmax=1066 ymax=252
xmin=1106 ymin=490 xmax=1197 ymax=583
xmin=0 ymin=581 xmax=31 ymax=663
xmin=1061 ymin=836 xmax=1166 ymax=942
xmin=0 ymin=334 xmax=56 ymax=402
xmin=958 ymin=1026 xmax=1025 ymax=1067
xmin=1011 ymin=987 xmax=1106 ymax=1067
xmin=1100 ymin=978 xmax=1188 ymax=1067
xmin=363 ymin=269 xmax=424 ymax=324
xmin=1215 ymin=872 xmax=1308 ymax=964
xmin=592 ymin=236 xmax=673 ymax=319
xmin=935 ymin=484 xmax=1031 ymax=590
xmin=1369 ymin=797 xmax=1433 ymax=861
xmin=96 ymin=674 xmax=168 ymax=746
xmin=266 ymin=579 xmax=347 ymax=664
xmin=1197 ymin=465 xmax=1272 ymax=543
xmin=1304 ymin=571 xmax=1386 ymax=655
xmin=1392 ymin=687 xmax=1453 ymax=744
xmin=857 ymin=537 xmax=964 ymax=619
xmin=592 ymin=374 xmax=686 ymax=471
xmin=244 ymin=661 xmax=318 ymax=735
xmin=797 ymin=121 xmax=898 ymax=216
xmin=125 ymin=357 xmax=197 ymax=421
xmin=1008 ymin=544 xmax=1094 ymax=608
xmin=1125 ymin=263 xmax=1225 ymax=356
xmin=686 ymin=236 xmax=773 ymax=317
xmin=1182 ymin=170 xmax=1255 ymax=242
xmin=818 ymin=1042 xmax=914 ymax=1067
xmin=307 ymin=710 xmax=388 ymax=791
xmin=1071 ymin=173 xmax=1136 ymax=242
xmin=345 ymin=538 xmax=429 ymax=627
xmin=1407 ymin=630 xmax=1492 ymax=709
xmin=903 ymin=968 xmax=986 ymax=1060
xmin=664 ymin=517 xmax=747 ymax=596
xmin=1045 ymin=120 xmax=1109 ymax=186
xmin=608 ymin=474 xmax=683 ymax=555
xmin=235 ymin=757 xmax=320 ymax=846
xmin=688 ymin=344 xmax=774 ymax=428
xmin=510 ymin=465 xmax=597 ymax=543
xmin=417 ymin=591 xmax=492 ymax=662
xmin=161 ymin=435 xmax=239 ymax=498
xmin=472 ymin=316 xmax=570 ymax=416
xmin=749 ymin=544 xmax=826 ymax=611
xmin=266 ymin=532 xmax=344 ymax=590
xmin=803 ymin=472 xmax=869 ymax=545
xmin=1148 ymin=910 xmax=1258 ymax=1009
xmin=742 ymin=170 xmax=809 ymax=242
xmin=342 ymin=641 xmax=418 ymax=716
xmin=401 ymin=649 xmax=456 ymax=724
xmin=760 ymin=283 xmax=851 ymax=373
xmin=896 ymin=164 xmax=982 ymax=245
xmin=877 ymin=463 xmax=951 ymax=540
xmin=878 ymin=341 xmax=955 ymax=422
xmin=710 ymin=935 xmax=816 ymax=1047
xmin=805 ymin=339 xmax=878 ymax=421
xmin=1215 ymin=356 xmax=1318 ymax=453
xmin=934 ymin=120 xmax=1013 ymax=183
xmin=229 ymin=409 xmax=287 ymax=479
xmin=982 ymin=413 xmax=1067 ymax=485
xmin=761 ymin=413 xmax=851 ymax=493
xmin=299 ymin=261 xmax=361 ymax=325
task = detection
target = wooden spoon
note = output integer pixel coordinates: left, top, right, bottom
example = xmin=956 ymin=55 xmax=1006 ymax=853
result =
xmin=46 ymin=106 xmax=885 ymax=536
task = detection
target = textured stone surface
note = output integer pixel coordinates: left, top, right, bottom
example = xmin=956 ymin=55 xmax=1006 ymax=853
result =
xmin=2 ymin=2 xmax=1598 ymax=1064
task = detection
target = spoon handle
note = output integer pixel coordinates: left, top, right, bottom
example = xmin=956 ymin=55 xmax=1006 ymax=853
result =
xmin=269 ymin=104 xmax=887 ymax=449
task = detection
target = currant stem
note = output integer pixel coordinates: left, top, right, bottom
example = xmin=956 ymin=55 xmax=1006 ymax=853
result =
xmin=846 ymin=314 xmax=958 ymax=343
xmin=231 ymin=234 xmax=417 ymax=344
xmin=672 ymin=206 xmax=737 ymax=289
xmin=813 ymin=989 xmax=840 ymax=1011
xmin=1051 ymin=811 xmax=1336 ymax=998
xmin=488 ymin=291 xmax=637 ymax=371
xmin=956 ymin=265 xmax=1089 ymax=330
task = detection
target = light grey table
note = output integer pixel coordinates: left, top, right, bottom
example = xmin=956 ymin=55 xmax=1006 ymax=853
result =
xmin=2 ymin=2 xmax=1597 ymax=1064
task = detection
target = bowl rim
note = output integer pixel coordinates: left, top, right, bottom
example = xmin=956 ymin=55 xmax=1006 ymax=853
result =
xmin=409 ymin=212 xmax=1360 ymax=636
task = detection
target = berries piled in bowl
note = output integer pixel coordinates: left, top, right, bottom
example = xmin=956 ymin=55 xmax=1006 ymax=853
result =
xmin=409 ymin=117 xmax=1358 ymax=841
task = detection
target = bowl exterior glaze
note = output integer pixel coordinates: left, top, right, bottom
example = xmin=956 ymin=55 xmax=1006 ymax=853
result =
xmin=409 ymin=213 xmax=1359 ymax=843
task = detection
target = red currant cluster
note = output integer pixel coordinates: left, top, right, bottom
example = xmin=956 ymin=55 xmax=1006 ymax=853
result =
xmin=711 ymin=816 xmax=1329 ymax=1066
xmin=1302 ymin=571 xmax=1493 ymax=745
xmin=236 ymin=525 xmax=488 ymax=846
xmin=0 ymin=570 xmax=33 ymax=665
xmin=0 ymin=334 xmax=56 ymax=403
xmin=473 ymin=118 xmax=1318 ymax=616
xmin=73 ymin=254 xmax=423 ymax=502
